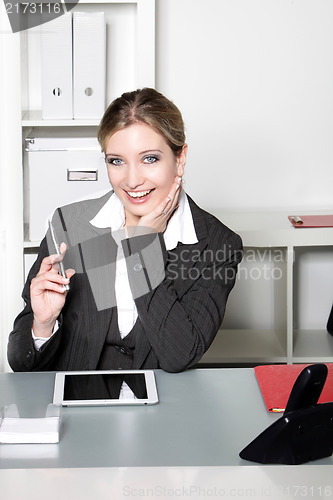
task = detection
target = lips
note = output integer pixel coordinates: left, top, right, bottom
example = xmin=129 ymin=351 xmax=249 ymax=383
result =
xmin=124 ymin=188 xmax=155 ymax=204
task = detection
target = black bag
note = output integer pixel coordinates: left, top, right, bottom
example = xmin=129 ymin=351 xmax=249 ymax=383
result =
xmin=327 ymin=304 xmax=333 ymax=335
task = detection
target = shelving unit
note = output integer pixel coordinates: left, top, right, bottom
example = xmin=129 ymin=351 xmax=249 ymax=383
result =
xmin=20 ymin=0 xmax=155 ymax=250
xmin=21 ymin=0 xmax=155 ymax=130
xmin=199 ymin=210 xmax=333 ymax=365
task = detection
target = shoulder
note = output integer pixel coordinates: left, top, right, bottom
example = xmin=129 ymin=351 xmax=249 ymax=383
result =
xmin=53 ymin=190 xmax=113 ymax=224
xmin=186 ymin=194 xmax=243 ymax=251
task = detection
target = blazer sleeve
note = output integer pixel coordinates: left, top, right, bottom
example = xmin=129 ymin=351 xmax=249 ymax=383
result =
xmin=7 ymin=237 xmax=64 ymax=371
xmin=123 ymin=224 xmax=243 ymax=373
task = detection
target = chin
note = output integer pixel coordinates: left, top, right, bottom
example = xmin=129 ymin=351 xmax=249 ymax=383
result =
xmin=127 ymin=206 xmax=152 ymax=218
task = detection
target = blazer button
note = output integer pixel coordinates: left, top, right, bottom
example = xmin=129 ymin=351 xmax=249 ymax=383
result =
xmin=119 ymin=347 xmax=127 ymax=355
xmin=133 ymin=263 xmax=142 ymax=272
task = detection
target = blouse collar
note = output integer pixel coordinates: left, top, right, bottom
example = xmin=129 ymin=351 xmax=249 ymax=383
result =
xmin=89 ymin=188 xmax=198 ymax=250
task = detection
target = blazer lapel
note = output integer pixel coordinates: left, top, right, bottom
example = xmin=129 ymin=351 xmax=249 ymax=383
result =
xmin=187 ymin=195 xmax=209 ymax=241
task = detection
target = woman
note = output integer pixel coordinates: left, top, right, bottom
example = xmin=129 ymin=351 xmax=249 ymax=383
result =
xmin=8 ymin=88 xmax=242 ymax=373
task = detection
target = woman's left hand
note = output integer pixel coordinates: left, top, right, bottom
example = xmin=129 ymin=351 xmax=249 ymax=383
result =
xmin=135 ymin=176 xmax=182 ymax=234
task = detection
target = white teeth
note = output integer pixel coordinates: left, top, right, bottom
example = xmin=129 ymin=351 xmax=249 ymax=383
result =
xmin=127 ymin=189 xmax=153 ymax=198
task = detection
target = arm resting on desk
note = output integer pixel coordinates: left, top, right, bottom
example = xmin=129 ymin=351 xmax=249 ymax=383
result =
xmin=123 ymin=227 xmax=243 ymax=372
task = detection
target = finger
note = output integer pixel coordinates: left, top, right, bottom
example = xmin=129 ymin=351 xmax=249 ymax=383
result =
xmin=161 ymin=178 xmax=181 ymax=215
xmin=37 ymin=243 xmax=67 ymax=275
xmin=65 ymin=268 xmax=75 ymax=279
xmin=34 ymin=268 xmax=74 ymax=288
xmin=167 ymin=176 xmax=182 ymax=204
xmin=170 ymin=203 xmax=180 ymax=216
xmin=53 ymin=242 xmax=67 ymax=263
xmin=145 ymin=176 xmax=180 ymax=220
xmin=37 ymin=254 xmax=60 ymax=276
xmin=160 ymin=196 xmax=172 ymax=216
xmin=31 ymin=271 xmax=70 ymax=289
xmin=31 ymin=276 xmax=69 ymax=295
xmin=59 ymin=242 xmax=67 ymax=255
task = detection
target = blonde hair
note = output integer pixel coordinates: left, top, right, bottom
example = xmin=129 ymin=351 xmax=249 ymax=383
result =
xmin=97 ymin=88 xmax=186 ymax=155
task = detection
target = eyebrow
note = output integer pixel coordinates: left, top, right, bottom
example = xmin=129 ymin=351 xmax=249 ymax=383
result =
xmin=105 ymin=149 xmax=164 ymax=157
xmin=139 ymin=149 xmax=163 ymax=155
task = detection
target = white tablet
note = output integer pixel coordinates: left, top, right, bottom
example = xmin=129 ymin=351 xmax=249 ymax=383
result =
xmin=53 ymin=370 xmax=159 ymax=406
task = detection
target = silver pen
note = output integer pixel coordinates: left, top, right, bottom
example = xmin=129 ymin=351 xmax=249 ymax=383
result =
xmin=48 ymin=220 xmax=70 ymax=291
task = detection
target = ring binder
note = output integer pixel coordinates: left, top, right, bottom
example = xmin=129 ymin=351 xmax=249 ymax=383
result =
xmin=41 ymin=14 xmax=73 ymax=119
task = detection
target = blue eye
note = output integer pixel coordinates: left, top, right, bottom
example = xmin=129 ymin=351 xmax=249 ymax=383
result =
xmin=143 ymin=155 xmax=159 ymax=164
xmin=105 ymin=156 xmax=123 ymax=166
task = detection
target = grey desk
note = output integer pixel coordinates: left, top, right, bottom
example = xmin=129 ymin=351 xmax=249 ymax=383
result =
xmin=0 ymin=369 xmax=332 ymax=499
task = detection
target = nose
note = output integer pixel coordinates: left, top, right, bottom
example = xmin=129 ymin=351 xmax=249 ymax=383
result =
xmin=125 ymin=164 xmax=144 ymax=189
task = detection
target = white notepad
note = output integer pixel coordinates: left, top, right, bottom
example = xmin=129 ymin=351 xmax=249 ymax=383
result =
xmin=0 ymin=404 xmax=61 ymax=444
xmin=0 ymin=417 xmax=60 ymax=444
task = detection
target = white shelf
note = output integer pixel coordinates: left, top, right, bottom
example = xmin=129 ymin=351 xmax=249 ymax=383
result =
xmin=293 ymin=329 xmax=333 ymax=362
xmin=24 ymin=240 xmax=41 ymax=249
xmin=199 ymin=329 xmax=287 ymax=364
xmin=22 ymin=110 xmax=100 ymax=127
xmin=200 ymin=329 xmax=333 ymax=365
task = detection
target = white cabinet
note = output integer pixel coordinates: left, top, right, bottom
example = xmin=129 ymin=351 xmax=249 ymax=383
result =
xmin=200 ymin=211 xmax=333 ymax=365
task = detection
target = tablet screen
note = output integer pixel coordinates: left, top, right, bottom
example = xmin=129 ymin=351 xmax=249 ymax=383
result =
xmin=64 ymin=373 xmax=148 ymax=401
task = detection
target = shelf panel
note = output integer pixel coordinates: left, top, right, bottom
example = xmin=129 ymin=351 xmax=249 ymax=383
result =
xmin=293 ymin=329 xmax=333 ymax=362
xmin=22 ymin=111 xmax=100 ymax=127
xmin=199 ymin=329 xmax=287 ymax=364
xmin=24 ymin=241 xmax=40 ymax=249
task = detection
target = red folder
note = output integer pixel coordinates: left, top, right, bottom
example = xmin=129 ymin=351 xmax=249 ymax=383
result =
xmin=254 ymin=364 xmax=333 ymax=412
xmin=288 ymin=215 xmax=333 ymax=228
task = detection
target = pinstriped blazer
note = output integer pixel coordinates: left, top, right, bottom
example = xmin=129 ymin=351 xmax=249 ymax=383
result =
xmin=8 ymin=191 xmax=243 ymax=373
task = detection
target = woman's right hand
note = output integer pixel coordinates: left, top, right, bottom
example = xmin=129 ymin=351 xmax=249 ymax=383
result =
xmin=31 ymin=242 xmax=75 ymax=338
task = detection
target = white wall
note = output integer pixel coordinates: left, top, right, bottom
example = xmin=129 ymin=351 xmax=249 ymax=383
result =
xmin=156 ymin=0 xmax=333 ymax=330
xmin=156 ymin=0 xmax=333 ymax=212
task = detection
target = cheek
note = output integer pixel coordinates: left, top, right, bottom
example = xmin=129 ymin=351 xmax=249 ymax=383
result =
xmin=152 ymin=165 xmax=178 ymax=187
xmin=107 ymin=168 xmax=121 ymax=187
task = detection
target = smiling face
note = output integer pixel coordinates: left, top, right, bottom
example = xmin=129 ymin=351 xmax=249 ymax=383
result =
xmin=105 ymin=122 xmax=186 ymax=226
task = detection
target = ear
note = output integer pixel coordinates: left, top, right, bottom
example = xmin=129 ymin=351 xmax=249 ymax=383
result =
xmin=177 ymin=144 xmax=188 ymax=177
